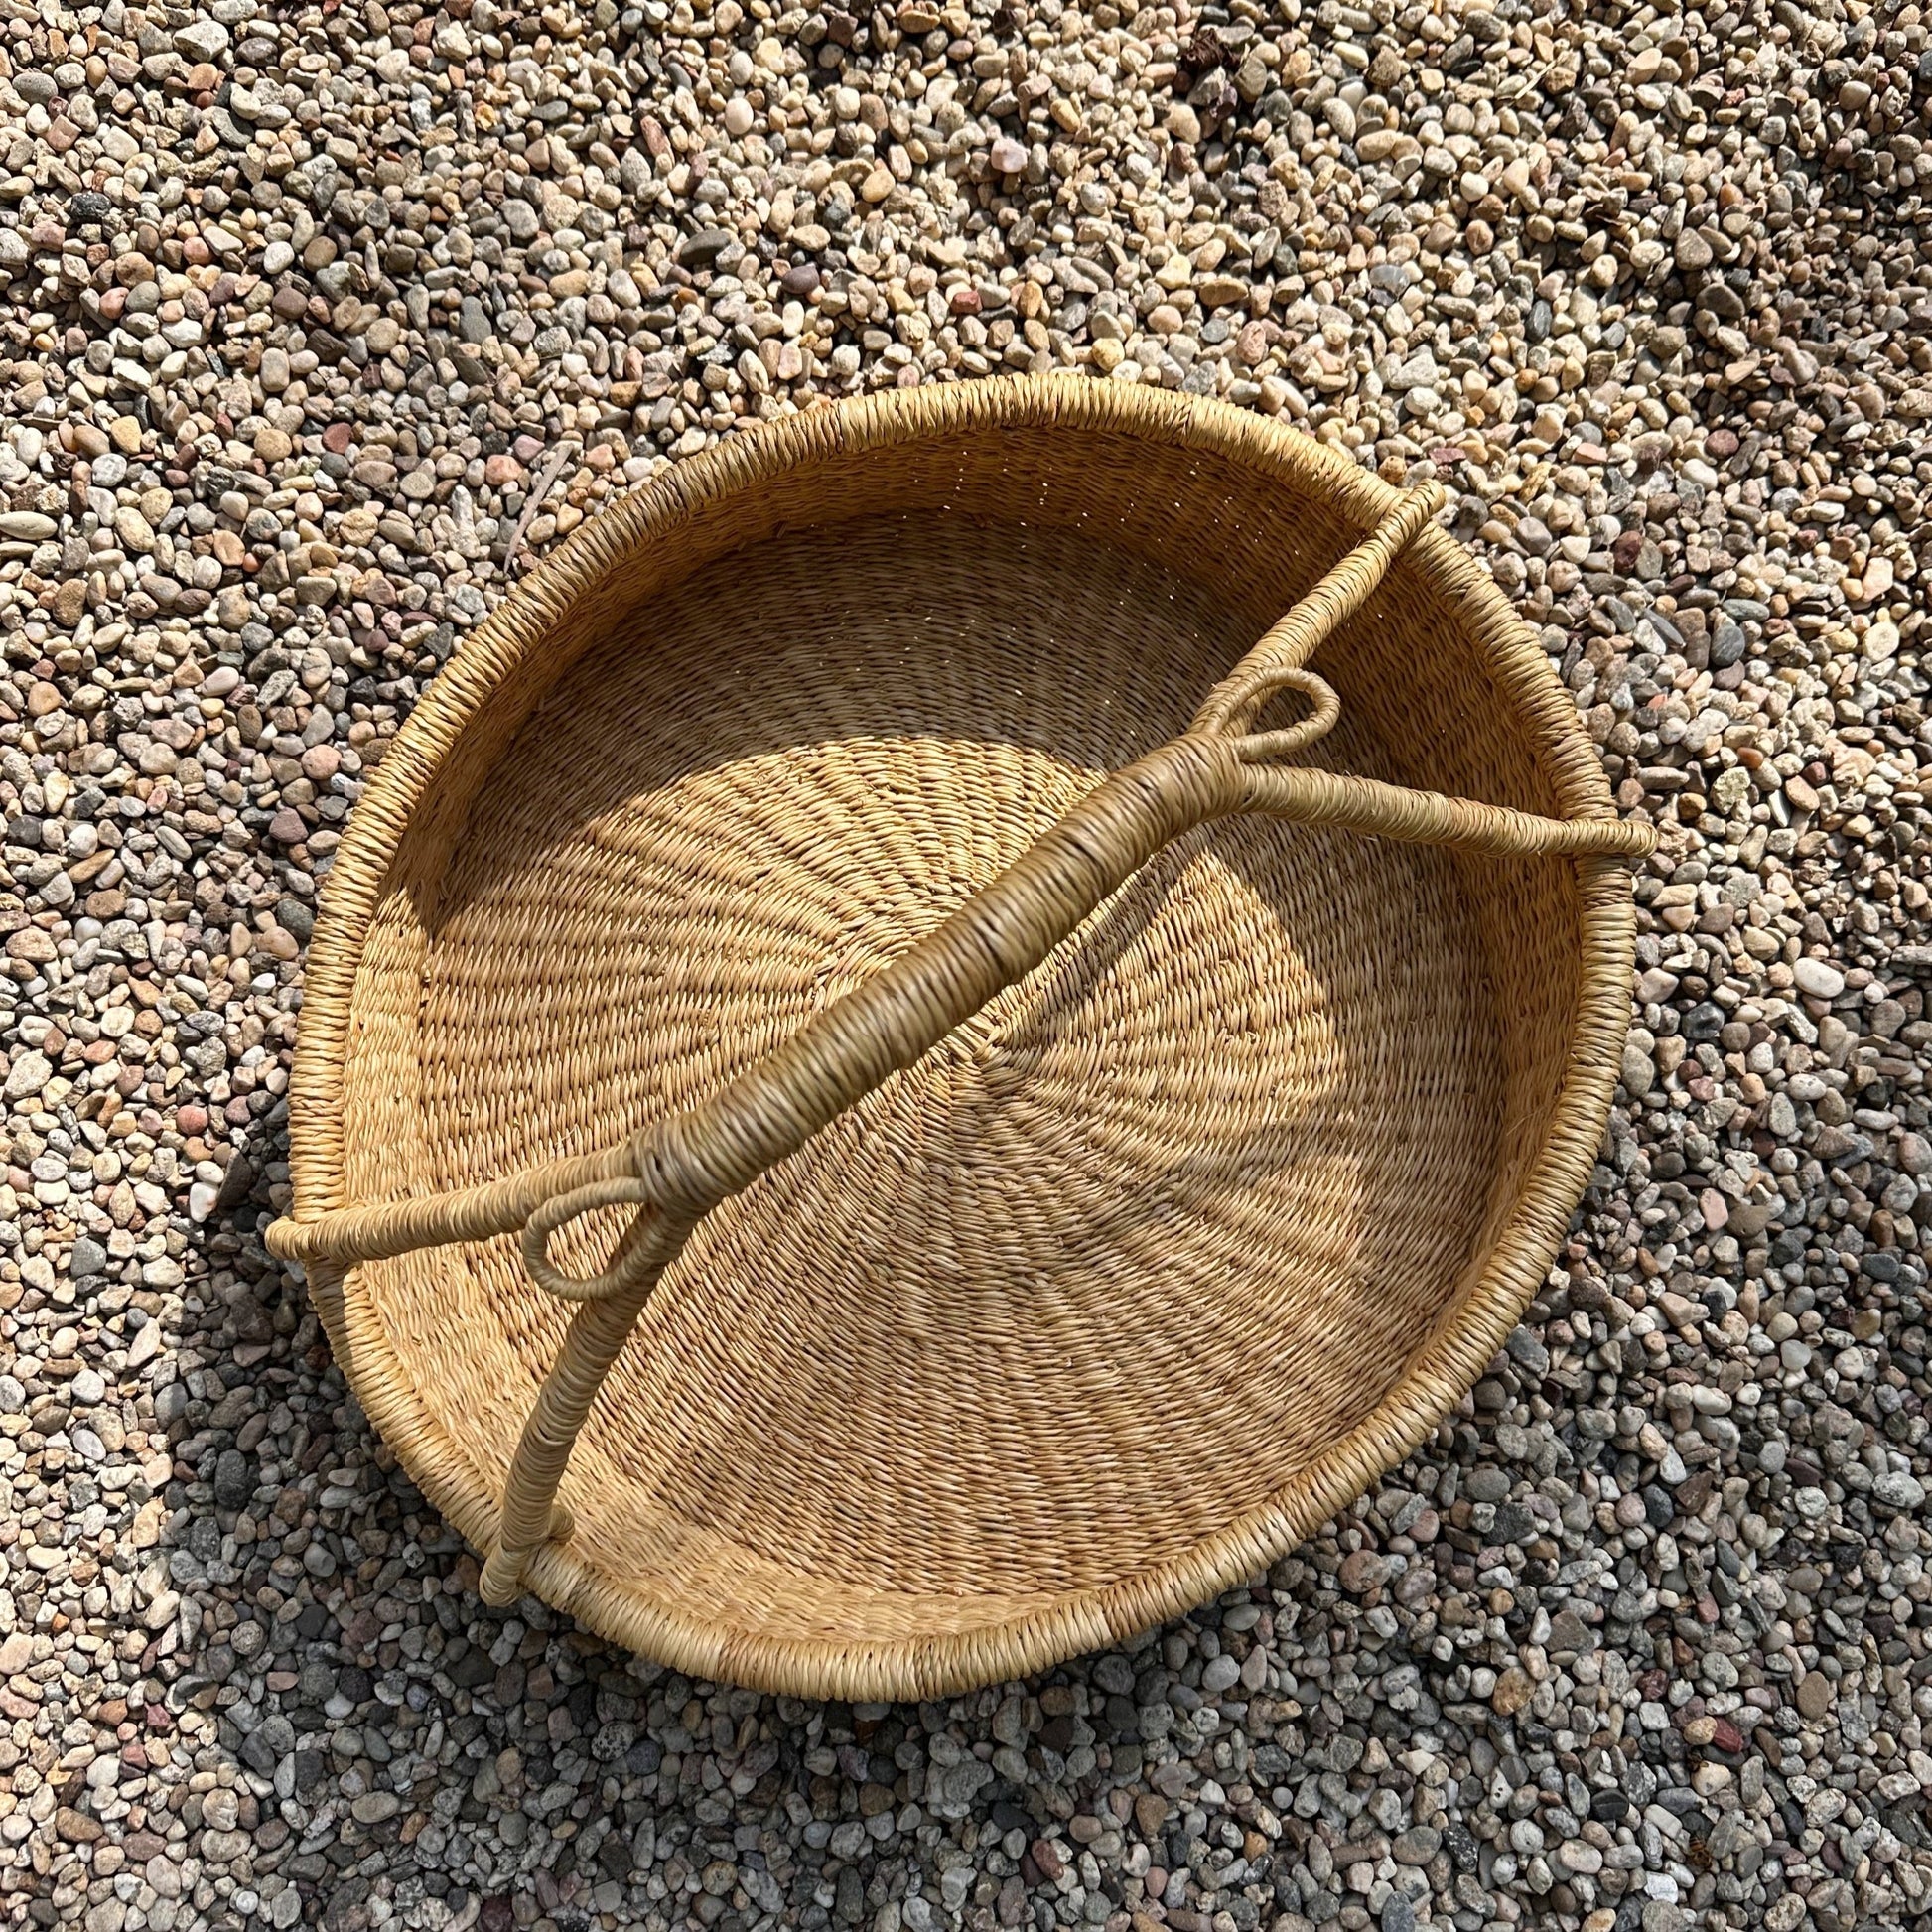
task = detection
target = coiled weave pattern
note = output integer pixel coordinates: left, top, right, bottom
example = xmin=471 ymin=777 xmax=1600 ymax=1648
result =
xmin=268 ymin=378 xmax=1649 ymax=1699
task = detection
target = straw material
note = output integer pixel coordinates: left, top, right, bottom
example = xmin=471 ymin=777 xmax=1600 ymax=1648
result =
xmin=267 ymin=377 xmax=1652 ymax=1700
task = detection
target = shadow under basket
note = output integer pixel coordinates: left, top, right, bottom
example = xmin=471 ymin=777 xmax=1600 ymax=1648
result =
xmin=267 ymin=378 xmax=1652 ymax=1701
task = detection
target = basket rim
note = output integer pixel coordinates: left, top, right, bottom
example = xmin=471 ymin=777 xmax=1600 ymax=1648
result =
xmin=287 ymin=375 xmax=1636 ymax=1700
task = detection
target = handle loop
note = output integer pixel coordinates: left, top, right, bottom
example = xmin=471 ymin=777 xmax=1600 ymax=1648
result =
xmin=1230 ymin=667 xmax=1344 ymax=765
xmin=266 ymin=477 xmax=1657 ymax=1602
xmin=521 ymin=1175 xmax=664 ymax=1302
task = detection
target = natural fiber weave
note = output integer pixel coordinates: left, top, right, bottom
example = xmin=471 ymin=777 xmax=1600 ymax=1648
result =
xmin=267 ymin=377 xmax=1652 ymax=1699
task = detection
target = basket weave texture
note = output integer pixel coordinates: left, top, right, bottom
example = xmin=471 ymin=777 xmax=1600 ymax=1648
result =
xmin=267 ymin=378 xmax=1650 ymax=1699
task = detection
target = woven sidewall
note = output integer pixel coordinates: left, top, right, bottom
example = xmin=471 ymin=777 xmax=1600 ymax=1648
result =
xmin=285 ymin=377 xmax=1636 ymax=1700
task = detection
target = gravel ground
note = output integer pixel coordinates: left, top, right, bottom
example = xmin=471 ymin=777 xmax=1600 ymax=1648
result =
xmin=3 ymin=0 xmax=1931 ymax=1929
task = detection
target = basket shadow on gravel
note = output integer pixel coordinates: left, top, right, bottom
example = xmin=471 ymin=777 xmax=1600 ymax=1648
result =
xmin=159 ymin=1165 xmax=603 ymax=1925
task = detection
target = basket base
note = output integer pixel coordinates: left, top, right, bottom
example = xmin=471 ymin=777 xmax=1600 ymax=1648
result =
xmin=333 ymin=509 xmax=1541 ymax=1681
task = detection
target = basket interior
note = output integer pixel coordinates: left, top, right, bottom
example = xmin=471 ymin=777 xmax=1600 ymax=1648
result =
xmin=327 ymin=415 xmax=1588 ymax=1657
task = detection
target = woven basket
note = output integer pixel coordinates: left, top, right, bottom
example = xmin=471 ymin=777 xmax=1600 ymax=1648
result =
xmin=267 ymin=377 xmax=1652 ymax=1700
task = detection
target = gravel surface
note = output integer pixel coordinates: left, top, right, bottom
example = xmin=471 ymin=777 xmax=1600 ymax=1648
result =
xmin=3 ymin=0 xmax=1931 ymax=1929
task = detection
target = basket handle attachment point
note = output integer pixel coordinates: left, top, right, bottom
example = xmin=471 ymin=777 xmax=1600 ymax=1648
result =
xmin=267 ymin=478 xmax=1656 ymax=1605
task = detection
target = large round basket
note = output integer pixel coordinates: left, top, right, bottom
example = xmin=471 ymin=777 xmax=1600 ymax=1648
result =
xmin=268 ymin=378 xmax=1651 ymax=1700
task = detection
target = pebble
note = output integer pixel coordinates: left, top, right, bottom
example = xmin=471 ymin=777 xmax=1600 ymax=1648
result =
xmin=2 ymin=4 xmax=1929 ymax=1932
xmin=1793 ymin=958 xmax=1847 ymax=1001
xmin=1795 ymin=1675 xmax=1835 ymax=1724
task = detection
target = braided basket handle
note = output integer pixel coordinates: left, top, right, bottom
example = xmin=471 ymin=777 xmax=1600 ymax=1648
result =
xmin=267 ymin=479 xmax=1655 ymax=1603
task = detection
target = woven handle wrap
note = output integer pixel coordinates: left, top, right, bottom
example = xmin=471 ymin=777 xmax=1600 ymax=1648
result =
xmin=266 ymin=480 xmax=1656 ymax=1604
